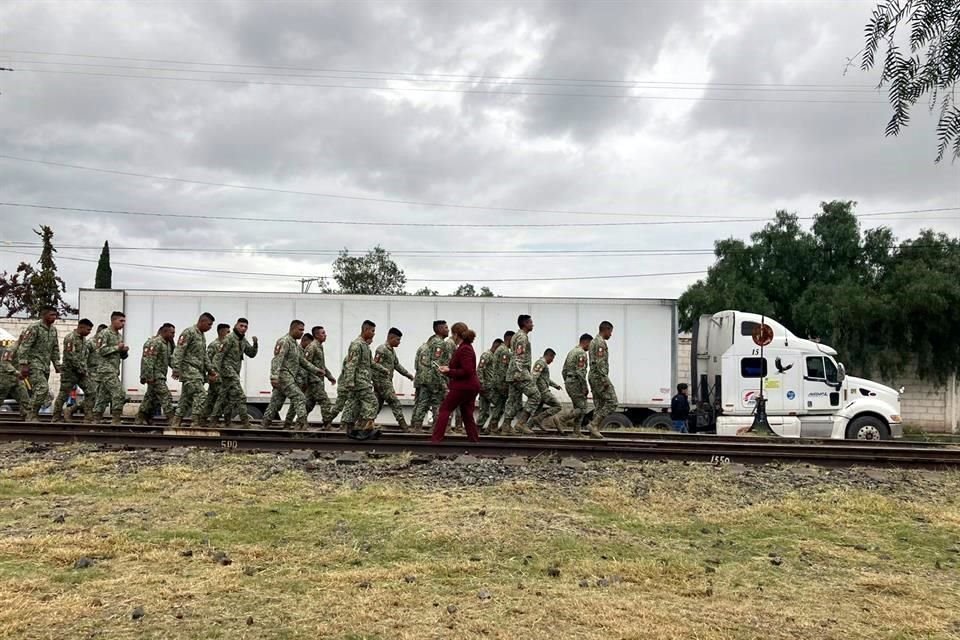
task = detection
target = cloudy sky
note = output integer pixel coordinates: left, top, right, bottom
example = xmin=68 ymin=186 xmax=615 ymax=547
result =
xmin=1 ymin=0 xmax=957 ymax=305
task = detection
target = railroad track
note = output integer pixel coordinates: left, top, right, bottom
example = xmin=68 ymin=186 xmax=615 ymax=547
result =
xmin=0 ymin=413 xmax=947 ymax=447
xmin=0 ymin=419 xmax=958 ymax=469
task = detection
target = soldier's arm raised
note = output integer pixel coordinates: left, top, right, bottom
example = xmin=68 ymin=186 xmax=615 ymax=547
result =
xmin=243 ymin=338 xmax=258 ymax=358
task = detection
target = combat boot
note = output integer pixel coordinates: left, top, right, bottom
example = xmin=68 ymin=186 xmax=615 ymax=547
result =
xmin=321 ymin=419 xmax=335 ymax=431
xmin=92 ymin=412 xmax=107 ymax=424
xmin=588 ymin=421 xmax=604 ymax=439
xmin=83 ymin=410 xmax=96 ymax=425
xmin=515 ymin=411 xmax=534 ymax=435
xmin=397 ymin=418 xmax=411 ymax=432
xmin=111 ymin=414 xmax=123 ymax=426
xmin=133 ymin=412 xmax=147 ymax=426
xmin=50 ymin=412 xmax=63 ymax=424
xmin=169 ymin=415 xmax=181 ymax=428
xmin=193 ymin=416 xmax=208 ymax=429
xmin=24 ymin=410 xmax=40 ymax=423
xmin=63 ymin=405 xmax=76 ymax=422
xmin=238 ymin=415 xmax=251 ymax=429
xmin=294 ymin=417 xmax=308 ymax=430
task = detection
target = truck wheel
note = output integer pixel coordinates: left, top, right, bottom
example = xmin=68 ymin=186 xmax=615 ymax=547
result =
xmin=642 ymin=414 xmax=674 ymax=431
xmin=245 ymin=404 xmax=264 ymax=420
xmin=601 ymin=413 xmax=633 ymax=430
xmin=845 ymin=416 xmax=889 ymax=441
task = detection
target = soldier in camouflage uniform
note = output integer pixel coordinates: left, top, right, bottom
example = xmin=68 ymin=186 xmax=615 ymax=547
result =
xmin=304 ymin=326 xmax=336 ymax=427
xmin=586 ymin=322 xmax=615 ymax=439
xmin=487 ymin=331 xmax=514 ymax=434
xmin=411 ymin=321 xmax=450 ymax=431
xmin=558 ymin=334 xmax=592 ymax=437
xmin=16 ymin=306 xmax=61 ymax=422
xmin=93 ymin=311 xmax=130 ymax=424
xmin=475 ymin=337 xmax=503 ymax=433
xmin=77 ymin=324 xmax=107 ymax=423
xmin=373 ymin=327 xmax=414 ymax=430
xmin=500 ymin=315 xmax=539 ymax=435
xmin=196 ymin=323 xmax=230 ymax=426
xmin=529 ymin=348 xmax=563 ymax=432
xmin=340 ymin=320 xmax=379 ymax=439
xmin=282 ymin=333 xmax=314 ymax=428
xmin=262 ymin=320 xmax=323 ymax=429
xmin=171 ymin=312 xmax=217 ymax=428
xmin=51 ymin=319 xmax=94 ymax=423
xmin=0 ymin=338 xmax=29 ymax=416
xmin=136 ymin=323 xmax=176 ymax=424
xmin=211 ymin=318 xmax=258 ymax=427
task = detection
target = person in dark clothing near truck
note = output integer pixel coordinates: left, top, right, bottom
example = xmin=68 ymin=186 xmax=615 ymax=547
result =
xmin=671 ymin=383 xmax=690 ymax=433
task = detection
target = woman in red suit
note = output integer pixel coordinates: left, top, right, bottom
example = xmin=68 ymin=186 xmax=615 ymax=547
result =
xmin=432 ymin=328 xmax=481 ymax=443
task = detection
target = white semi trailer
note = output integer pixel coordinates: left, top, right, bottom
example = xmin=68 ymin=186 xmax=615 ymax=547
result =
xmin=78 ymin=289 xmax=679 ymax=428
xmin=691 ymin=311 xmax=903 ymax=440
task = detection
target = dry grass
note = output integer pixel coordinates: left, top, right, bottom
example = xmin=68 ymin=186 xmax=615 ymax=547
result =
xmin=0 ymin=450 xmax=959 ymax=639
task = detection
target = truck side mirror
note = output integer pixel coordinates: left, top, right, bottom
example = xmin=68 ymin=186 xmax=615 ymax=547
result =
xmin=837 ymin=362 xmax=846 ymax=382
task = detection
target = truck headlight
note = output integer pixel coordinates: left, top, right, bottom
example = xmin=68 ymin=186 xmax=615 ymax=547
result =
xmin=890 ymin=415 xmax=902 ymax=424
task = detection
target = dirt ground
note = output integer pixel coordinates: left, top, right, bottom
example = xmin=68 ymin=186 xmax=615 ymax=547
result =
xmin=0 ymin=442 xmax=958 ymax=640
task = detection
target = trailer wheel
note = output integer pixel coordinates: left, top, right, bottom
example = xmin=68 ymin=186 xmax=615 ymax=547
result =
xmin=642 ymin=413 xmax=674 ymax=431
xmin=845 ymin=416 xmax=889 ymax=441
xmin=245 ymin=404 xmax=264 ymax=420
xmin=601 ymin=413 xmax=633 ymax=430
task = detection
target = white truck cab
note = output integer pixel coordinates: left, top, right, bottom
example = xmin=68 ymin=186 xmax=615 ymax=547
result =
xmin=692 ymin=311 xmax=902 ymax=440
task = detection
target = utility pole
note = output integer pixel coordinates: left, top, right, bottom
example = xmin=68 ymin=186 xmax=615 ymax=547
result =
xmin=299 ymin=277 xmax=329 ymax=293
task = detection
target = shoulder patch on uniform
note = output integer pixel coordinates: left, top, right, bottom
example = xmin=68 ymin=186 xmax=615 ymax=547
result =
xmin=577 ymin=356 xmax=587 ymax=368
xmin=65 ymin=341 xmax=74 ymax=353
xmin=516 ymin=344 xmax=525 ymax=355
xmin=178 ymin=335 xmax=187 ymax=346
xmin=597 ymin=347 xmax=605 ymax=357
xmin=434 ymin=347 xmax=442 ymax=358
xmin=143 ymin=345 xmax=151 ymax=356
xmin=274 ymin=340 xmax=283 ymax=355
xmin=374 ymin=353 xmax=381 ymax=363
xmin=534 ymin=362 xmax=543 ymax=371
xmin=96 ymin=337 xmax=104 ymax=348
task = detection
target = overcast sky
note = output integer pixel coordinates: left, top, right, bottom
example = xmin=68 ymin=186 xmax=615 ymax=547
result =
xmin=1 ymin=0 xmax=957 ymax=305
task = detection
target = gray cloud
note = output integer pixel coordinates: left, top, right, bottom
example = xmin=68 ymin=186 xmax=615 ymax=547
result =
xmin=0 ymin=0 xmax=957 ymax=311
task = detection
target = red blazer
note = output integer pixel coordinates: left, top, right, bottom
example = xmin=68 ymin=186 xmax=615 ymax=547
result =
xmin=446 ymin=342 xmax=481 ymax=392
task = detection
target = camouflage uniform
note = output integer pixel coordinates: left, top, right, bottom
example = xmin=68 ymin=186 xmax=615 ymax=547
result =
xmin=530 ymin=356 xmax=563 ymax=430
xmin=171 ymin=325 xmax=212 ymax=424
xmin=262 ymin=334 xmax=322 ymax=429
xmin=93 ymin=327 xmax=127 ymax=421
xmin=501 ymin=329 xmax=540 ymax=432
xmin=340 ymin=335 xmax=377 ymax=430
xmin=196 ymin=336 xmax=226 ymax=424
xmin=372 ymin=342 xmax=413 ymax=427
xmin=51 ymin=330 xmax=91 ymax=421
xmin=304 ymin=341 xmax=335 ymax=424
xmin=411 ymin=335 xmax=448 ymax=429
xmin=17 ymin=320 xmax=60 ymax=418
xmin=83 ymin=328 xmax=105 ymax=419
xmin=282 ymin=341 xmax=311 ymax=428
xmin=588 ymin=335 xmax=616 ymax=437
xmin=487 ymin=341 xmax=512 ymax=432
xmin=137 ymin=335 xmax=174 ymax=422
xmin=211 ymin=331 xmax=258 ymax=426
xmin=560 ymin=346 xmax=590 ymax=433
xmin=0 ymin=341 xmax=29 ymax=414
xmin=443 ymin=336 xmax=461 ymax=429
xmin=475 ymin=347 xmax=497 ymax=430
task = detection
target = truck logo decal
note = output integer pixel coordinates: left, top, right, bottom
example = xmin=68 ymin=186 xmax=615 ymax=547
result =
xmin=786 ymin=390 xmax=796 ymax=400
xmin=808 ymin=392 xmax=829 ymax=397
xmin=743 ymin=391 xmax=757 ymax=406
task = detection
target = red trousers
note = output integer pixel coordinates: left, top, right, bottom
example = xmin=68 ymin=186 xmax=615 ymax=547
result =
xmin=432 ymin=388 xmax=480 ymax=443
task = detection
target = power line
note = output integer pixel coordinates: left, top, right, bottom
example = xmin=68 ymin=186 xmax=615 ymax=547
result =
xmin=4 ymin=202 xmax=956 ymax=230
xmin=0 ymin=248 xmax=706 ymax=283
xmin=10 ymin=68 xmax=890 ymax=105
xmin=0 ymin=155 xmax=951 ymax=222
xmin=5 ymin=59 xmax=884 ymax=95
xmin=0 ymin=48 xmax=879 ymax=89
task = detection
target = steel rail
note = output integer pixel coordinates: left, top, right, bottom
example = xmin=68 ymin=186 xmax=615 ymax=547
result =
xmin=0 ymin=422 xmax=958 ymax=468
xmin=0 ymin=413 xmax=948 ymax=448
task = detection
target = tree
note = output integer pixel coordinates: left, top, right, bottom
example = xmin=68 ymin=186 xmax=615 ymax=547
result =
xmin=414 ymin=287 xmax=439 ymax=296
xmin=679 ymin=201 xmax=960 ymax=382
xmin=0 ymin=226 xmax=78 ymax=317
xmin=95 ymin=241 xmax=112 ymax=289
xmin=320 ymin=246 xmax=407 ymax=295
xmin=861 ymin=0 xmax=960 ymax=162
xmin=451 ymin=283 xmax=495 ymax=297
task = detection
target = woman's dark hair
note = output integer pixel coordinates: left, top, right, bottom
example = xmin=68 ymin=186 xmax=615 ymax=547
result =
xmin=461 ymin=329 xmax=476 ymax=344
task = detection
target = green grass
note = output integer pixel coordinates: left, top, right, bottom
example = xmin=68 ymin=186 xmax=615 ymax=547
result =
xmin=0 ymin=450 xmax=958 ymax=639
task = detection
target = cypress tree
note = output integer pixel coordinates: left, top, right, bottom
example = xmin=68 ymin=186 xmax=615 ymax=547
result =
xmin=95 ymin=241 xmax=112 ymax=289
